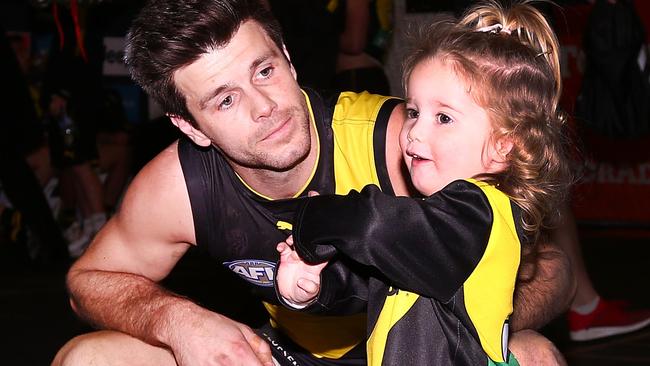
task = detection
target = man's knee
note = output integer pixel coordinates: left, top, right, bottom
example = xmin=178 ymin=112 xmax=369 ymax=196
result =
xmin=51 ymin=331 xmax=176 ymax=366
xmin=52 ymin=332 xmax=104 ymax=366
xmin=509 ymin=329 xmax=566 ymax=366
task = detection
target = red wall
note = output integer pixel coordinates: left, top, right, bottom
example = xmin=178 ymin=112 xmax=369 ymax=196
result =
xmin=557 ymin=1 xmax=650 ymax=228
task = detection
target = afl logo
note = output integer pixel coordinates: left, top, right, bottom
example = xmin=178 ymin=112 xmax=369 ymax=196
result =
xmin=224 ymin=259 xmax=275 ymax=287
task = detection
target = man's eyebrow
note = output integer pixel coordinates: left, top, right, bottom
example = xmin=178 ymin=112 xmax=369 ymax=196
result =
xmin=197 ymin=50 xmax=280 ymax=111
xmin=198 ymin=84 xmax=231 ymax=111
xmin=250 ymin=50 xmax=278 ymax=72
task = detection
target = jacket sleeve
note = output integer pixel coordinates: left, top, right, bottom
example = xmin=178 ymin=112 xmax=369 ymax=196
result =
xmin=292 ymin=180 xmax=494 ymax=302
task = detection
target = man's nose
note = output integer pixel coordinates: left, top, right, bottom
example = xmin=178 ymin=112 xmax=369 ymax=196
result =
xmin=250 ymin=87 xmax=277 ymax=121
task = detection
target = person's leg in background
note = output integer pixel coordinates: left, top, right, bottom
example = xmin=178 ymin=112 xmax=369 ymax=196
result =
xmin=331 ymin=0 xmax=391 ymax=96
xmin=72 ymin=162 xmax=107 ymax=239
xmin=96 ymin=130 xmax=132 ymax=215
xmin=0 ymin=24 xmax=69 ymax=268
xmin=555 ymin=207 xmax=650 ymax=341
xmin=54 ymin=161 xmax=107 ymax=259
xmin=0 ymin=138 xmax=69 ymax=268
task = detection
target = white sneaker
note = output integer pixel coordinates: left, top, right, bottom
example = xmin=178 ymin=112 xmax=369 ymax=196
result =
xmin=65 ymin=220 xmax=91 ymax=258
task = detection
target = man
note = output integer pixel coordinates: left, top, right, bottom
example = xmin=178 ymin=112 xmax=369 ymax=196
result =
xmin=52 ymin=0 xmax=573 ymax=365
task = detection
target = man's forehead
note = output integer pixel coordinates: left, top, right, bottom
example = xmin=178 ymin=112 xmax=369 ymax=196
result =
xmin=173 ymin=21 xmax=282 ymax=94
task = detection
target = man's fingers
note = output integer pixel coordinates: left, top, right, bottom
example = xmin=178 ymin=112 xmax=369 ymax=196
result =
xmin=307 ymin=190 xmax=320 ymax=197
xmin=241 ymin=327 xmax=273 ymax=366
xmin=286 ymin=235 xmax=294 ymax=246
xmin=297 ymin=278 xmax=319 ymax=295
xmin=276 ymin=242 xmax=289 ymax=256
xmin=254 ymin=337 xmax=273 ymax=366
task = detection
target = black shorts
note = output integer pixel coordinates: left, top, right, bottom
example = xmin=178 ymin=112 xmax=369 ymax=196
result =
xmin=256 ymin=323 xmax=365 ymax=366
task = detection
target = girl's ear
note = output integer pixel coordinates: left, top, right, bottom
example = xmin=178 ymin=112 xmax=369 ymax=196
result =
xmin=493 ymin=136 xmax=514 ymax=163
xmin=169 ymin=115 xmax=211 ymax=147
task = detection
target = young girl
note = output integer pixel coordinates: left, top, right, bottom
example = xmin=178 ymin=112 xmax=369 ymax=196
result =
xmin=276 ymin=1 xmax=572 ymax=365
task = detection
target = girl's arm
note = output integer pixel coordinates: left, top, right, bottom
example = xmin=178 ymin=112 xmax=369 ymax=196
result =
xmin=292 ymin=180 xmax=505 ymax=302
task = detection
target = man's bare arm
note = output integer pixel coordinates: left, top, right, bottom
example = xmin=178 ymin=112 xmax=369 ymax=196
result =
xmin=385 ymin=102 xmax=414 ymax=197
xmin=511 ymin=241 xmax=576 ymax=331
xmin=66 ymin=141 xmax=272 ymax=365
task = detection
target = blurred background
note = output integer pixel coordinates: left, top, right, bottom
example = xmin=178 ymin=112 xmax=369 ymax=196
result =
xmin=1 ymin=0 xmax=649 ymax=364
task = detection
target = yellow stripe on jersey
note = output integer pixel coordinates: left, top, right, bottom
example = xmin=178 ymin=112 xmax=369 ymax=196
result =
xmin=332 ymin=91 xmax=393 ymax=194
xmin=463 ymin=179 xmax=521 ymax=362
xmin=263 ymin=302 xmax=366 ymax=359
xmin=367 ymin=289 xmax=420 ymax=366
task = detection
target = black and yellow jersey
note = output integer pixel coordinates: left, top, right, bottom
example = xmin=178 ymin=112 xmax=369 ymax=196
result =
xmin=291 ymin=180 xmax=525 ymax=365
xmin=178 ymin=88 xmax=401 ymax=361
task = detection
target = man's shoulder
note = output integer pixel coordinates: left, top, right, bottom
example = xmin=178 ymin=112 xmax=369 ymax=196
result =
xmin=132 ymin=139 xmax=187 ymax=194
xmin=332 ymin=91 xmax=400 ymax=120
xmin=115 ymin=138 xmax=196 ymax=246
xmin=303 ymin=88 xmax=401 ymax=119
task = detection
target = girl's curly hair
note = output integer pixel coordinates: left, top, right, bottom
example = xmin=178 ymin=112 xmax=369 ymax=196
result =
xmin=402 ymin=0 xmax=573 ymax=246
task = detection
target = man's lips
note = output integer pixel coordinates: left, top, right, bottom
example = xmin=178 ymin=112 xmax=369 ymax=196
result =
xmin=261 ymin=117 xmax=291 ymax=142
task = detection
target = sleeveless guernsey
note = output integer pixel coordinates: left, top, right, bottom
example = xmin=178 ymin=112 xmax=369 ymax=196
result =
xmin=178 ymin=88 xmax=401 ymax=360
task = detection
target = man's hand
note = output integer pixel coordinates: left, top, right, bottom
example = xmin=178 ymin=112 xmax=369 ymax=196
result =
xmin=276 ymin=235 xmax=327 ymax=307
xmin=169 ymin=309 xmax=274 ymax=366
xmin=509 ymin=329 xmax=567 ymax=366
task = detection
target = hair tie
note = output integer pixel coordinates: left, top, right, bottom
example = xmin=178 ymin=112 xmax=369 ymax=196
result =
xmin=477 ymin=23 xmax=511 ymax=35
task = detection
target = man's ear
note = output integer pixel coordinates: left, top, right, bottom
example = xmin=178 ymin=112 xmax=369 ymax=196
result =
xmin=169 ymin=115 xmax=211 ymax=147
xmin=282 ymin=44 xmax=298 ymax=80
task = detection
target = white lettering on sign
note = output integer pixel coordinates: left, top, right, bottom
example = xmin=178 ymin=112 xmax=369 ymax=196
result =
xmin=103 ymin=37 xmax=128 ymax=76
xmin=582 ymin=160 xmax=650 ymax=185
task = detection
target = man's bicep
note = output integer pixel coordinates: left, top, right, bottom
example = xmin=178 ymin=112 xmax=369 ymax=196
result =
xmin=72 ymin=144 xmax=195 ymax=282
xmin=512 ymin=242 xmax=574 ymax=330
xmin=77 ymin=216 xmax=191 ymax=283
xmin=384 ymin=102 xmax=412 ymax=197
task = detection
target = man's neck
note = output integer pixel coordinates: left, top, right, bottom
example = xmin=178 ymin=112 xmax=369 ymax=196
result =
xmin=235 ymin=164 xmax=311 ymax=199
xmin=233 ymin=128 xmax=318 ymax=200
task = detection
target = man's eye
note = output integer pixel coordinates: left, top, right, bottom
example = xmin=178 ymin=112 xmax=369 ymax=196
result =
xmin=436 ymin=113 xmax=452 ymax=124
xmin=406 ymin=108 xmax=419 ymax=119
xmin=259 ymin=66 xmax=273 ymax=78
xmin=219 ymin=95 xmax=233 ymax=109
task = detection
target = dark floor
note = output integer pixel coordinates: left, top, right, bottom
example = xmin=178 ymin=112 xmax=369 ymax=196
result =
xmin=2 ymin=230 xmax=650 ymax=365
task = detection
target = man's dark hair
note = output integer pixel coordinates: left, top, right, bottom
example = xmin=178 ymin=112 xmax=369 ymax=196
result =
xmin=125 ymin=0 xmax=283 ymax=124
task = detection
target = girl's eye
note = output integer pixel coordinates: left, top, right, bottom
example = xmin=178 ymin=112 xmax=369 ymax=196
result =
xmin=406 ymin=108 xmax=419 ymax=119
xmin=436 ymin=113 xmax=453 ymax=124
xmin=219 ymin=95 xmax=233 ymax=109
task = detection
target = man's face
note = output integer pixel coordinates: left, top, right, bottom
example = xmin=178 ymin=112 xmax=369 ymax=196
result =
xmin=173 ymin=20 xmax=311 ymax=173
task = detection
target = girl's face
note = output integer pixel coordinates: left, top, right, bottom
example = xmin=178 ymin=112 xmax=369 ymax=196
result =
xmin=400 ymin=57 xmax=508 ymax=196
